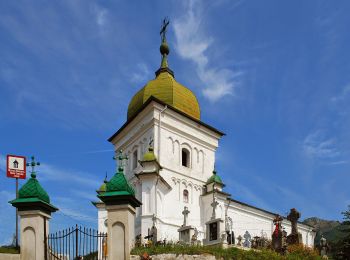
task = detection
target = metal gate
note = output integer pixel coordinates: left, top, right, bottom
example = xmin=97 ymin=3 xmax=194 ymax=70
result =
xmin=47 ymin=225 xmax=107 ymax=260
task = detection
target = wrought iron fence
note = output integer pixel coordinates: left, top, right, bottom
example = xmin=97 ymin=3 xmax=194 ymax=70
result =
xmin=47 ymin=225 xmax=107 ymax=260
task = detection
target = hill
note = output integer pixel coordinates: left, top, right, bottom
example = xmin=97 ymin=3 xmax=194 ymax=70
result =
xmin=303 ymin=217 xmax=347 ymax=245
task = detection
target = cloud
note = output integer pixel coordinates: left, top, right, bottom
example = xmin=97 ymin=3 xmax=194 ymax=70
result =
xmin=39 ymin=163 xmax=100 ymax=188
xmin=130 ymin=63 xmax=151 ymax=83
xmin=302 ymin=130 xmax=341 ymax=160
xmin=173 ymin=0 xmax=240 ymax=102
xmin=331 ymin=84 xmax=350 ymax=103
xmin=95 ymin=8 xmax=107 ymax=27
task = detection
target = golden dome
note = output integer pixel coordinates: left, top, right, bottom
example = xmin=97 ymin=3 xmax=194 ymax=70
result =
xmin=127 ymin=70 xmax=200 ymax=120
xmin=127 ymin=35 xmax=200 ymax=120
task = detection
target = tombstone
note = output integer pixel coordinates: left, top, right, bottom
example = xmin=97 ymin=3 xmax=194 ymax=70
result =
xmin=251 ymin=236 xmax=260 ymax=249
xmin=320 ymin=235 xmax=328 ymax=258
xmin=150 ymin=214 xmax=158 ymax=245
xmin=178 ymin=206 xmax=196 ymax=244
xmin=286 ymin=208 xmax=303 ymax=245
xmin=272 ymin=215 xmax=283 ymax=252
xmin=203 ymin=196 xmax=227 ymax=247
xmin=191 ymin=228 xmax=200 ymax=245
xmin=243 ymin=231 xmax=251 ymax=248
xmin=135 ymin=234 xmax=142 ymax=247
xmin=282 ymin=228 xmax=288 ymax=254
xmin=237 ymin=235 xmax=242 ymax=246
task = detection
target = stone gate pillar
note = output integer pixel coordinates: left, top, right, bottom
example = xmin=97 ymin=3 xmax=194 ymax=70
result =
xmin=99 ymin=164 xmax=141 ymax=260
xmin=9 ymin=161 xmax=58 ymax=260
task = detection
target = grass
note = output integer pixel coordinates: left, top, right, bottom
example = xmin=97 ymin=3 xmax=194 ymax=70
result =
xmin=0 ymin=246 xmax=20 ymax=254
xmin=131 ymin=244 xmax=322 ymax=260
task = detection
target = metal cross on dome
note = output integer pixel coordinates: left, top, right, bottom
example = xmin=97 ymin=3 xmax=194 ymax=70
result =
xmin=26 ymin=156 xmax=40 ymax=176
xmin=160 ymin=17 xmax=170 ymax=42
xmin=113 ymin=150 xmax=128 ymax=172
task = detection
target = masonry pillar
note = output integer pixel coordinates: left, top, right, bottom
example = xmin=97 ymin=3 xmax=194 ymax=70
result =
xmin=9 ymin=157 xmax=58 ymax=260
xmin=98 ymin=157 xmax=141 ymax=260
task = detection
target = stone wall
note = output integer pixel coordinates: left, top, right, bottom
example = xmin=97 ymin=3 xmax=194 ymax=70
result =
xmin=0 ymin=253 xmax=20 ymax=260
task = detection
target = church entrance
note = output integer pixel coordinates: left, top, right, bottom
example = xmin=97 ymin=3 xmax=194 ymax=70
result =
xmin=46 ymin=225 xmax=107 ymax=260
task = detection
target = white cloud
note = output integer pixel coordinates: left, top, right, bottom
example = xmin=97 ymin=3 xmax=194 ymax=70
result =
xmin=331 ymin=84 xmax=350 ymax=103
xmin=130 ymin=63 xmax=151 ymax=83
xmin=173 ymin=0 xmax=240 ymax=102
xmin=96 ymin=8 xmax=107 ymax=27
xmin=302 ymin=130 xmax=340 ymax=160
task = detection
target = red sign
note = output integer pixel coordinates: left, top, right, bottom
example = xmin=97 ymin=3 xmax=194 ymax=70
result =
xmin=7 ymin=155 xmax=26 ymax=179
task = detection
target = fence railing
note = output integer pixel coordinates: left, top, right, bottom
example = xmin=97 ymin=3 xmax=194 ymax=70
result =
xmin=47 ymin=225 xmax=107 ymax=260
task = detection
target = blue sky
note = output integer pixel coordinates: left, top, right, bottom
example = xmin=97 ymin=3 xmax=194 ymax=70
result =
xmin=1 ymin=0 xmax=350 ymax=245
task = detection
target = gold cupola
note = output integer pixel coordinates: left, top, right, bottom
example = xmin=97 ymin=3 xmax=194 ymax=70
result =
xmin=127 ymin=20 xmax=201 ymax=120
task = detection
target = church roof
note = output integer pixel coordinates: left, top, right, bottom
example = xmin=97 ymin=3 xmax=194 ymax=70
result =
xmin=9 ymin=171 xmax=58 ymax=212
xmin=206 ymin=170 xmax=224 ymax=186
xmin=14 ymin=173 xmax=50 ymax=203
xmin=142 ymin=147 xmax=157 ymax=162
xmin=99 ymin=168 xmax=135 ymax=197
xmin=108 ymin=96 xmax=225 ymax=142
xmin=127 ymin=33 xmax=200 ymax=121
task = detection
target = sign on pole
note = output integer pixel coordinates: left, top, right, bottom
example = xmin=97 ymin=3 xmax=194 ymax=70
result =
xmin=7 ymin=155 xmax=26 ymax=179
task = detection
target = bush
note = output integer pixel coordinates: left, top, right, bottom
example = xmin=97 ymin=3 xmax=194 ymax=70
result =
xmin=131 ymin=244 xmax=322 ymax=260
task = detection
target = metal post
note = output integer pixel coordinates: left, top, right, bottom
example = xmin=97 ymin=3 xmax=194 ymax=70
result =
xmin=15 ymin=177 xmax=18 ymax=248
xmin=75 ymin=226 xmax=78 ymax=259
xmin=44 ymin=216 xmax=47 ymax=260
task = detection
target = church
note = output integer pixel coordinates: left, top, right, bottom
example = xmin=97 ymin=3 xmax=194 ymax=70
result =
xmin=93 ymin=22 xmax=315 ymax=248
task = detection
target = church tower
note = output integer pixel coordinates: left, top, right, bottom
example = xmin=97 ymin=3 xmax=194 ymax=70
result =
xmin=108 ymin=20 xmax=224 ymax=241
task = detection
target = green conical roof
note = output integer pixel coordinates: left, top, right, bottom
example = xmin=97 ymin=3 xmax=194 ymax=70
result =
xmin=98 ymin=181 xmax=107 ymax=193
xmin=142 ymin=147 xmax=157 ymax=162
xmin=206 ymin=170 xmax=224 ymax=185
xmin=101 ymin=168 xmax=135 ymax=197
xmin=17 ymin=173 xmax=50 ymax=203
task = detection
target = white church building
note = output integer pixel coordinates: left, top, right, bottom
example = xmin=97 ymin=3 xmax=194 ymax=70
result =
xmin=93 ymin=27 xmax=315 ymax=248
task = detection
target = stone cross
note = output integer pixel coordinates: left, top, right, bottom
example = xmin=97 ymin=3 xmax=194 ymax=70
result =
xmin=152 ymin=214 xmax=157 ymax=227
xmin=182 ymin=206 xmax=190 ymax=226
xmin=287 ymin=208 xmax=300 ymax=235
xmin=211 ymin=199 xmax=219 ymax=220
xmin=113 ymin=150 xmax=128 ymax=172
xmin=243 ymin=231 xmax=251 ymax=248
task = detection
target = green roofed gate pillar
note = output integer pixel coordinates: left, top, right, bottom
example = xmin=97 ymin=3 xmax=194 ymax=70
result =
xmin=9 ymin=156 xmax=58 ymax=260
xmin=98 ymin=151 xmax=141 ymax=260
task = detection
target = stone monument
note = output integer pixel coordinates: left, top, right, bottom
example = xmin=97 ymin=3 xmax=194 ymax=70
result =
xmin=203 ymin=197 xmax=226 ymax=247
xmin=178 ymin=206 xmax=196 ymax=244
xmin=320 ymin=235 xmax=328 ymax=258
xmin=237 ymin=235 xmax=242 ymax=246
xmin=272 ymin=215 xmax=283 ymax=252
xmin=243 ymin=231 xmax=251 ymax=248
xmin=286 ymin=208 xmax=303 ymax=245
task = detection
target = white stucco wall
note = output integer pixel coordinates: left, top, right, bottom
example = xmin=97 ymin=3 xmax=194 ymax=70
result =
xmin=106 ymin=101 xmax=315 ymax=247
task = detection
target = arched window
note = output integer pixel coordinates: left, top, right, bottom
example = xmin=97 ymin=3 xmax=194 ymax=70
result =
xmin=183 ymin=189 xmax=189 ymax=203
xmin=132 ymin=150 xmax=138 ymax=169
xmin=182 ymin=148 xmax=190 ymax=167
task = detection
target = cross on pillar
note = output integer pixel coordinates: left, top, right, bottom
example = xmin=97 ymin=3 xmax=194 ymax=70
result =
xmin=287 ymin=208 xmax=300 ymax=235
xmin=182 ymin=206 xmax=190 ymax=226
xmin=113 ymin=150 xmax=128 ymax=172
xmin=211 ymin=199 xmax=219 ymax=220
xmin=26 ymin=156 xmax=40 ymax=178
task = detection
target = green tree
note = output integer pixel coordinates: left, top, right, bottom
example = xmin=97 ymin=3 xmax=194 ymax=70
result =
xmin=333 ymin=205 xmax=350 ymax=259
